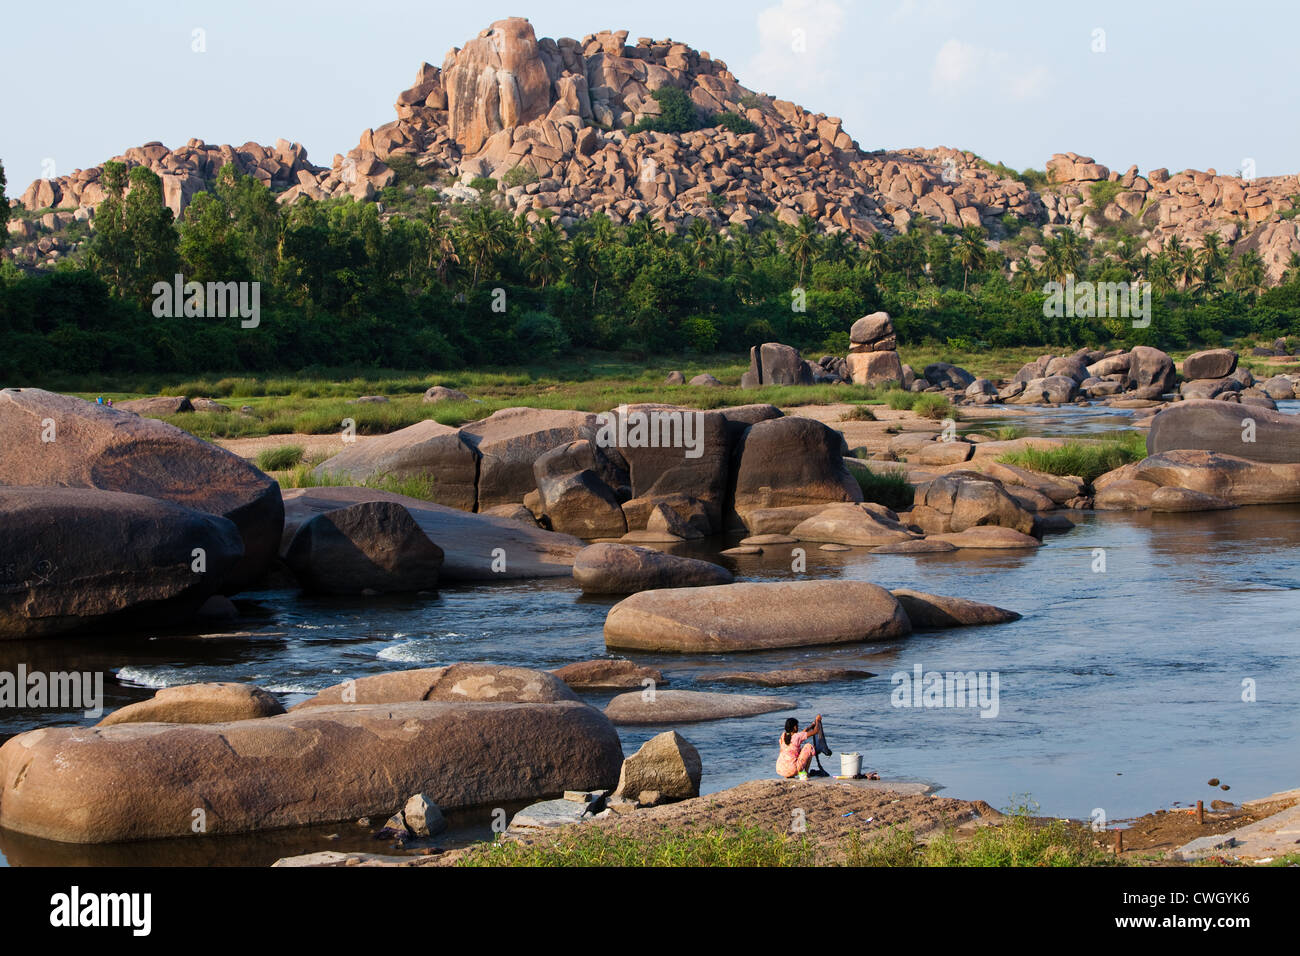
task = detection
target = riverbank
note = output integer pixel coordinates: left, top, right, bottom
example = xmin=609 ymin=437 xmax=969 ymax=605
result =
xmin=271 ymin=779 xmax=1300 ymax=867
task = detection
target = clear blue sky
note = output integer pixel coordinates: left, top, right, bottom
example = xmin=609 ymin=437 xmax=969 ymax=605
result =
xmin=4 ymin=0 xmax=1297 ymax=196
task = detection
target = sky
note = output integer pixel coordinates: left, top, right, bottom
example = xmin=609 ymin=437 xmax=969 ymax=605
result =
xmin=3 ymin=0 xmax=1297 ymax=197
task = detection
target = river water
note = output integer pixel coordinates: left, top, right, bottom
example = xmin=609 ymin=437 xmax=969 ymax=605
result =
xmin=1 ymin=402 xmax=1297 ymax=865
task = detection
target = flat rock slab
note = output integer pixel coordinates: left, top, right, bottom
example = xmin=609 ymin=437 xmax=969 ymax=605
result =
xmin=1174 ymin=800 xmax=1300 ymax=862
xmin=928 ymin=527 xmax=1043 ymax=549
xmin=604 ymin=580 xmax=911 ymax=653
xmin=0 ymin=699 xmax=622 ymax=844
xmin=604 ymin=690 xmax=796 ymax=725
xmin=806 ymin=778 xmax=937 ymax=797
xmin=291 ymin=663 xmax=578 ymax=709
xmin=573 ymin=543 xmax=731 ymax=594
xmin=281 ymin=486 xmax=582 ymax=581
xmin=871 ymin=539 xmax=956 ymax=554
xmin=508 ymin=798 xmax=599 ymax=831
xmin=712 ymin=668 xmax=875 ymax=687
xmin=890 ymin=589 xmax=1021 ymax=628
xmin=551 ymin=659 xmax=666 ymax=690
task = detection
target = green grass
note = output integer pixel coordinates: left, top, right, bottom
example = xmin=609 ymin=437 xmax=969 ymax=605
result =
xmin=912 ymin=394 xmax=953 ymax=420
xmin=458 ymin=801 xmax=1116 ymax=867
xmin=277 ymin=463 xmax=441 ymax=501
xmin=840 ymin=404 xmax=877 ymax=422
xmin=999 ymin=431 xmax=1147 ymax=485
xmin=255 ymin=444 xmax=305 ymax=472
xmin=851 ymin=463 xmax=914 ymax=511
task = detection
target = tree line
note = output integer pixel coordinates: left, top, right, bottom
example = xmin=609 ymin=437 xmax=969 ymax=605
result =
xmin=2 ymin=159 xmax=1298 ymax=380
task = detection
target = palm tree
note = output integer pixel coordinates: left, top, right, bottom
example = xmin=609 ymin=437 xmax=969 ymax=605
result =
xmin=524 ymin=218 xmax=565 ymax=289
xmin=1283 ymin=251 xmax=1300 ymax=285
xmin=1149 ymin=252 xmax=1175 ymax=295
xmin=425 ymin=207 xmax=459 ymax=285
xmin=564 ymin=234 xmax=599 ymax=306
xmin=860 ymin=233 xmax=888 ymax=279
xmin=686 ymin=218 xmax=715 ymax=270
xmin=457 ymin=203 xmax=509 ymax=287
xmin=1228 ymin=250 xmax=1267 ymax=294
xmin=627 ymin=216 xmax=665 ymax=249
xmin=787 ymin=214 xmax=820 ymax=286
xmin=954 ymin=225 xmax=988 ymax=293
xmin=1197 ymin=231 xmax=1227 ymax=293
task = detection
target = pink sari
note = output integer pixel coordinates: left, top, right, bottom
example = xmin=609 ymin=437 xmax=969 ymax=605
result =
xmin=775 ymin=731 xmax=811 ymax=777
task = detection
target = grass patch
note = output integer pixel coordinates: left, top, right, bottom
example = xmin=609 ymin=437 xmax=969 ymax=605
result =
xmin=912 ymin=394 xmax=953 ymax=420
xmin=458 ymin=824 xmax=819 ymax=867
xmin=840 ymin=404 xmax=877 ymax=422
xmin=459 ymin=801 xmax=1116 ymax=867
xmin=999 ymin=431 xmax=1147 ymax=485
xmin=278 ymin=463 xmax=441 ymax=501
xmin=850 ymin=463 xmax=914 ymax=511
xmin=255 ymin=444 xmax=304 ymax=472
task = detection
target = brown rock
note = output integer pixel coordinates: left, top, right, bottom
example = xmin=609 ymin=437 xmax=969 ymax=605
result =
xmin=890 ymin=588 xmax=1021 ymax=628
xmin=284 ymin=500 xmax=444 ymax=593
xmin=99 ymin=683 xmax=285 ymax=726
xmin=604 ymin=690 xmax=796 ymax=725
xmin=612 ymin=731 xmax=701 ymax=801
xmin=292 ymin=663 xmax=578 ymax=710
xmin=572 ymin=543 xmax=732 ymax=594
xmin=552 ymin=659 xmax=666 ymax=690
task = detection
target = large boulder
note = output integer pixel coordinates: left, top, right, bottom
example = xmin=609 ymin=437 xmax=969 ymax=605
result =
xmin=443 ymin=18 xmax=552 ymax=154
xmin=0 ymin=388 xmax=282 ymax=591
xmin=846 ymin=350 xmax=904 ymax=386
xmin=604 ymin=690 xmax=796 ymax=725
xmin=99 ymin=683 xmax=285 ymax=726
xmin=1129 ymin=450 xmax=1300 ymax=505
xmin=741 ymin=343 xmax=813 ymax=387
xmin=1181 ymin=349 xmax=1238 ymax=381
xmin=0 ymin=487 xmax=242 ymax=640
xmin=311 ymin=420 xmax=479 ymax=511
xmin=291 ymin=663 xmax=578 ymax=709
xmin=731 ymin=417 xmax=861 ymax=527
xmin=460 ymin=407 xmax=599 ymax=510
xmin=280 ymin=487 xmax=582 ymax=580
xmin=788 ymin=502 xmax=918 ymax=547
xmin=604 ymin=405 xmax=731 ymax=533
xmin=0 ymin=700 xmax=622 ymax=843
xmin=604 ymin=580 xmax=911 ymax=652
xmin=913 ymin=475 xmax=1036 ymax=535
xmin=1125 ymin=346 xmax=1176 ymax=398
xmin=1146 ymin=399 xmax=1300 ymax=465
xmin=117 ymin=396 xmax=193 ymax=417
xmin=923 ymin=363 xmax=975 ymax=390
xmin=849 ymin=312 xmax=896 ymax=351
xmin=1007 ymin=375 xmax=1078 ymax=405
xmin=612 ymin=731 xmax=702 ymax=802
xmin=284 ymin=500 xmax=444 ymax=593
xmin=532 ymin=440 xmax=627 ymax=538
xmin=572 ymin=543 xmax=732 ymax=594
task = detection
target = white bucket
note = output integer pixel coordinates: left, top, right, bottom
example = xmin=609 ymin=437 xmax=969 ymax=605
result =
xmin=840 ymin=752 xmax=862 ymax=777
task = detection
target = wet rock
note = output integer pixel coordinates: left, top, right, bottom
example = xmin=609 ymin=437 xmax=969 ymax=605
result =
xmin=0 ymin=699 xmax=622 ymax=843
xmin=552 ymin=659 xmax=666 ymax=690
xmin=292 ymin=663 xmax=579 ymax=710
xmin=572 ymin=543 xmax=732 ymax=594
xmin=284 ymin=500 xmax=444 ymax=593
xmin=890 ymin=588 xmax=1021 ymax=628
xmin=604 ymin=580 xmax=910 ymax=652
xmin=604 ymin=690 xmax=796 ymax=725
xmin=0 ymin=487 xmax=242 ymax=640
xmin=98 ymin=683 xmax=285 ymax=726
xmin=712 ymin=667 xmax=874 ymax=686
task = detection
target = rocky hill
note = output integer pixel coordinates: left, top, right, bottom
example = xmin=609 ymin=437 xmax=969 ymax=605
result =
xmin=8 ymin=16 xmax=1300 ymax=282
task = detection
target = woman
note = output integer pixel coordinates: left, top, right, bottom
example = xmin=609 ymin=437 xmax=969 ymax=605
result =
xmin=776 ymin=714 xmax=829 ymax=779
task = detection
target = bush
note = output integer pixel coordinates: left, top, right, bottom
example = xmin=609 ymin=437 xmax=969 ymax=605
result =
xmin=629 ymin=87 xmax=702 ymax=134
xmin=713 ymin=111 xmax=756 ymax=135
xmin=999 ymin=433 xmax=1146 ymax=485
xmin=840 ymin=404 xmax=876 ymax=421
xmin=255 ymin=444 xmax=305 ymax=472
xmin=681 ymin=315 xmax=721 ymax=353
xmin=913 ymin=394 xmax=953 ymax=420
xmin=501 ymin=166 xmax=539 ymax=190
xmin=469 ymin=176 xmax=498 ymax=194
xmin=852 ymin=464 xmax=914 ymax=511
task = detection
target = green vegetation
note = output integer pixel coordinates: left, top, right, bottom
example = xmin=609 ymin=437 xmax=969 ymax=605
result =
xmin=628 ymin=88 xmax=702 ymax=134
xmin=852 ymin=463 xmax=914 ymax=511
xmin=457 ymin=801 xmax=1114 ymax=867
xmin=714 ymin=111 xmax=757 ymax=135
xmin=254 ymin=444 xmax=304 ymax=471
xmin=280 ymin=464 xmax=439 ymax=501
xmin=6 ymin=155 xmax=1300 ymax=383
xmin=840 ymin=403 xmax=876 ymax=421
xmin=501 ymin=166 xmax=540 ymax=190
xmin=912 ymin=394 xmax=953 ymax=420
xmin=468 ymin=176 xmax=498 ymax=194
xmin=1087 ymin=179 xmax=1126 ymax=213
xmin=999 ymin=431 xmax=1147 ymax=484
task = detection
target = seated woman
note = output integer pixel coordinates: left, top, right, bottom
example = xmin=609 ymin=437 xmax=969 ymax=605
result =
xmin=776 ymin=714 xmax=830 ymax=779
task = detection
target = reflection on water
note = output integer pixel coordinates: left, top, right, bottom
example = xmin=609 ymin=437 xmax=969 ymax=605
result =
xmin=1 ymin=463 xmax=1298 ymax=865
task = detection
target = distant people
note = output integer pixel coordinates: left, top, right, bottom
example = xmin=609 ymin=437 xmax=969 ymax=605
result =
xmin=776 ymin=714 xmax=832 ymax=780
xmin=95 ymin=396 xmax=104 ymax=405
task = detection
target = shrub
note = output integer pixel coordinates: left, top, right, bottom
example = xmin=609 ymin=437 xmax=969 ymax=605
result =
xmin=681 ymin=315 xmax=721 ymax=353
xmin=852 ymin=464 xmax=914 ymax=511
xmin=502 ymin=166 xmax=539 ymax=190
xmin=255 ymin=444 xmax=305 ymax=472
xmin=469 ymin=176 xmax=498 ymax=194
xmin=628 ymin=87 xmax=702 ymax=134
xmin=912 ymin=394 xmax=953 ymax=420
xmin=713 ymin=111 xmax=756 ymax=135
xmin=840 ymin=404 xmax=876 ymax=422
